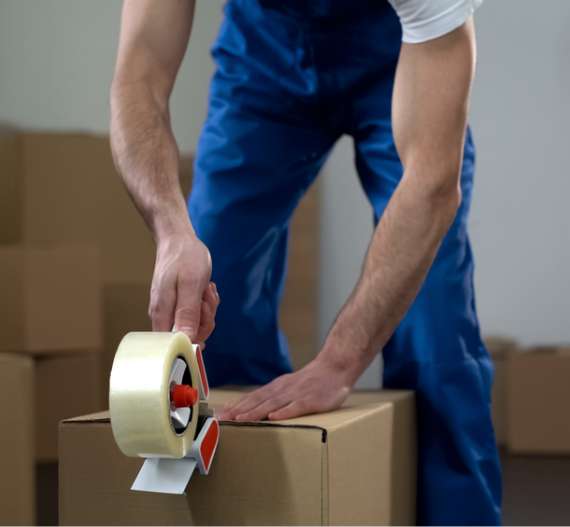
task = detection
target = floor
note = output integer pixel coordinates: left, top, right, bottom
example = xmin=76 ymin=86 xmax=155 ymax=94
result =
xmin=501 ymin=453 xmax=570 ymax=526
xmin=36 ymin=463 xmax=58 ymax=526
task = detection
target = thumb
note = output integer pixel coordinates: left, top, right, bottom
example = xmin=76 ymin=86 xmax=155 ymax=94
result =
xmin=174 ymin=277 xmax=204 ymax=341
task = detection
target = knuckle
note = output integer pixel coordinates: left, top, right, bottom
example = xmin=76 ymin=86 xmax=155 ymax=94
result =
xmin=175 ymin=305 xmax=199 ymax=320
xmin=180 ymin=271 xmax=200 ymax=287
xmin=274 ymin=375 xmax=290 ymax=388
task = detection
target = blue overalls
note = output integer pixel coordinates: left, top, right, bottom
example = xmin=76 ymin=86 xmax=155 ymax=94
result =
xmin=189 ymin=1 xmax=502 ymax=524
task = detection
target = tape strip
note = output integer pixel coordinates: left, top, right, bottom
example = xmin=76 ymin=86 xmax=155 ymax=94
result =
xmin=131 ymin=458 xmax=197 ymax=494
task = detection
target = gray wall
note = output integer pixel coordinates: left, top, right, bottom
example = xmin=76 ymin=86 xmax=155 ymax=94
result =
xmin=469 ymin=1 xmax=570 ymax=345
xmin=1 ymin=1 xmax=568 ymax=388
xmin=0 ymin=0 xmax=221 ymax=148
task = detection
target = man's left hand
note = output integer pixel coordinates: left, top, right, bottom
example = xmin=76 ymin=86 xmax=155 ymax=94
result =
xmin=217 ymin=354 xmax=354 ymax=421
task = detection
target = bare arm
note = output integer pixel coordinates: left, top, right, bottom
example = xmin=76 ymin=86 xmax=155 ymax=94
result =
xmin=111 ymin=0 xmax=219 ymax=342
xmin=322 ymin=20 xmax=476 ymax=380
xmin=220 ymin=20 xmax=476 ymax=421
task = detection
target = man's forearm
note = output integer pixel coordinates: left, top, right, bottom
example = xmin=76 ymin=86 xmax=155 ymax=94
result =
xmin=110 ymin=81 xmax=192 ymax=241
xmin=319 ymin=22 xmax=474 ymax=382
xmin=322 ymin=167 xmax=461 ymax=381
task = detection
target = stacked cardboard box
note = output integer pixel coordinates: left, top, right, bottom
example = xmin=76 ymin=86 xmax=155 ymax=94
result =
xmin=486 ymin=336 xmax=570 ymax=453
xmin=59 ymin=390 xmax=416 ymax=526
xmin=485 ymin=336 xmax=518 ymax=446
xmin=0 ymin=245 xmax=103 ymax=525
xmin=0 ymin=132 xmax=157 ymax=399
xmin=1 ymin=132 xmax=136 ymax=523
xmin=506 ymin=346 xmax=570 ymax=454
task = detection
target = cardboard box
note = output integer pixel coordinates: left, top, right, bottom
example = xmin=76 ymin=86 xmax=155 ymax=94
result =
xmin=0 ymin=244 xmax=101 ymax=353
xmin=0 ymin=132 xmax=155 ymax=284
xmin=485 ymin=336 xmax=517 ymax=446
xmin=0 ymin=352 xmax=102 ymax=525
xmin=506 ymin=347 xmax=570 ymax=454
xmin=35 ymin=352 xmax=103 ymax=461
xmin=101 ymin=282 xmax=151 ymax=396
xmin=0 ymin=133 xmax=22 ymax=244
xmin=0 ymin=354 xmax=35 ymax=525
xmin=59 ymin=390 xmax=416 ymax=525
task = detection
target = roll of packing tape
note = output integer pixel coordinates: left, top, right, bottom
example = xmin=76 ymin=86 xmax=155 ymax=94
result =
xmin=109 ymin=332 xmax=201 ymax=459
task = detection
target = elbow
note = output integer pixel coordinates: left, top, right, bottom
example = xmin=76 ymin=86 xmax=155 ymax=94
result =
xmin=110 ymin=68 xmax=171 ymax=116
xmin=427 ymin=169 xmax=462 ymax=211
xmin=408 ymin=157 xmax=463 ymax=219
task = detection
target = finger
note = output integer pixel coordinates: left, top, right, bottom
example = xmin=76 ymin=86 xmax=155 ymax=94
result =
xmin=221 ymin=383 xmax=273 ymax=413
xmin=205 ymin=282 xmax=219 ymax=308
xmin=197 ymin=283 xmax=219 ymax=341
xmin=174 ymin=275 xmax=205 ymax=341
xmin=268 ymin=400 xmax=311 ymax=421
xmin=149 ymin=273 xmax=176 ymax=332
xmin=195 ymin=300 xmax=215 ymax=343
xmin=219 ymin=394 xmax=263 ymax=420
xmin=216 ymin=397 xmax=240 ymax=420
xmin=218 ymin=386 xmax=274 ymax=420
xmin=212 ymin=282 xmax=220 ymax=304
xmin=235 ymin=395 xmax=291 ymax=421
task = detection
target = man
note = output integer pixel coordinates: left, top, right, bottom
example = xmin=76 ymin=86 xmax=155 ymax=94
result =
xmin=110 ymin=0 xmax=501 ymax=524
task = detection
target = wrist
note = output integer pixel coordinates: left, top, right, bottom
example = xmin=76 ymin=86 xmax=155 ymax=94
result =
xmin=150 ymin=198 xmax=195 ymax=243
xmin=317 ymin=294 xmax=382 ymax=386
xmin=317 ymin=330 xmax=372 ymax=387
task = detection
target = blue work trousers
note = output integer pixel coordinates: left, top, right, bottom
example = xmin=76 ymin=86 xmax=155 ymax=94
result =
xmin=189 ymin=1 xmax=502 ymax=523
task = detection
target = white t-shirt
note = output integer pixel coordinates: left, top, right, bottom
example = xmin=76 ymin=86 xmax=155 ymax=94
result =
xmin=388 ymin=0 xmax=483 ymax=43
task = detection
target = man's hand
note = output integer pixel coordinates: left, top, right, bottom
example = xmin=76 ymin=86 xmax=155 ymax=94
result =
xmin=150 ymin=232 xmax=219 ymax=343
xmin=218 ymin=354 xmax=355 ymax=421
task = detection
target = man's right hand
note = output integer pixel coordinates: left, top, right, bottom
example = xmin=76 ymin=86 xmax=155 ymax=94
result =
xmin=149 ymin=233 xmax=220 ymax=345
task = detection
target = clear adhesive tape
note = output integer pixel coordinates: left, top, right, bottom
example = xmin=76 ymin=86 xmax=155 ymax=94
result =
xmin=109 ymin=332 xmax=200 ymax=459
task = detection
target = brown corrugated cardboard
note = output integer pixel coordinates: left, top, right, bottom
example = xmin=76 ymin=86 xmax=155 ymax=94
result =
xmin=0 ymin=244 xmax=101 ymax=353
xmin=0 ymin=133 xmax=22 ymax=244
xmin=0 ymin=353 xmax=99 ymax=525
xmin=102 ymin=283 xmax=151 ymax=396
xmin=36 ymin=352 xmax=103 ymax=461
xmin=0 ymin=132 xmax=155 ymax=284
xmin=0 ymin=354 xmax=35 ymax=525
xmin=59 ymin=390 xmax=416 ymax=526
xmin=485 ymin=336 xmax=517 ymax=446
xmin=506 ymin=347 xmax=570 ymax=454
